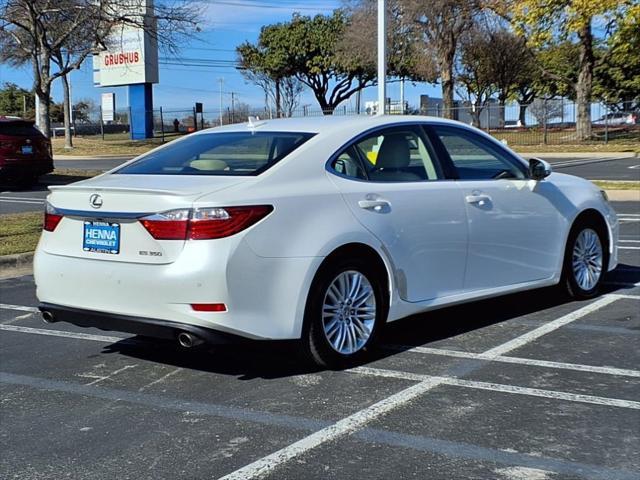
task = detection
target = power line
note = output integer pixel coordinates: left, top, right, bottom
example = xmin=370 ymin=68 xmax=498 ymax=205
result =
xmin=186 ymin=0 xmax=339 ymax=11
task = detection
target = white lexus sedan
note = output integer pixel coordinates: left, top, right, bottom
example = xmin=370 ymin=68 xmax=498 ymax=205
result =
xmin=34 ymin=116 xmax=618 ymax=367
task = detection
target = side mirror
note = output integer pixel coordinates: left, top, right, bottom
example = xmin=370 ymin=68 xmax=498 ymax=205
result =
xmin=529 ymin=158 xmax=552 ymax=181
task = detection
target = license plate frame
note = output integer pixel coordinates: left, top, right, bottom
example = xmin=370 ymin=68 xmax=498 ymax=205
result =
xmin=83 ymin=221 xmax=121 ymax=254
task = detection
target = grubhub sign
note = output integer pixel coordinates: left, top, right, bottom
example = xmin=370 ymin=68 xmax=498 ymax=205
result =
xmin=92 ymin=0 xmax=159 ymax=87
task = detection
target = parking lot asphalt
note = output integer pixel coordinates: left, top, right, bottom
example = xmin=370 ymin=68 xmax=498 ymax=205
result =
xmin=1 ymin=201 xmax=639 ymax=479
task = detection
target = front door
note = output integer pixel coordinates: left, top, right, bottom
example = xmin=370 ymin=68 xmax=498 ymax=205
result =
xmin=430 ymin=125 xmax=565 ymax=291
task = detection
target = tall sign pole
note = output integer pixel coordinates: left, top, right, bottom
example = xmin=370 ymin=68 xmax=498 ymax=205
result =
xmin=377 ymin=0 xmax=386 ymax=115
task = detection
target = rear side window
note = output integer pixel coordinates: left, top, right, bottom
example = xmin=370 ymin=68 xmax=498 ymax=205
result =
xmin=0 ymin=122 xmax=43 ymax=137
xmin=116 ymin=131 xmax=315 ymax=176
xmin=330 ymin=127 xmax=442 ymax=182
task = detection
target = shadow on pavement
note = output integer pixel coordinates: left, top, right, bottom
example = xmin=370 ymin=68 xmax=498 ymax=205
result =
xmin=100 ymin=269 xmax=639 ymax=380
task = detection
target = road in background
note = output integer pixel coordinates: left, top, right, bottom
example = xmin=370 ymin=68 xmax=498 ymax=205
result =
xmin=55 ymin=156 xmax=133 ymax=171
xmin=540 ymin=156 xmax=640 ymax=180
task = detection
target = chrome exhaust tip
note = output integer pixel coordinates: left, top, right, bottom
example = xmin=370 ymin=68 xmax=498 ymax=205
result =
xmin=177 ymin=331 xmax=203 ymax=348
xmin=42 ymin=310 xmax=56 ymax=323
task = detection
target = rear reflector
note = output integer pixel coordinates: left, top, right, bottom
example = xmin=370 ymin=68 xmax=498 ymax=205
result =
xmin=191 ymin=303 xmax=227 ymax=312
xmin=140 ymin=205 xmax=273 ymax=240
xmin=44 ymin=202 xmax=63 ymax=232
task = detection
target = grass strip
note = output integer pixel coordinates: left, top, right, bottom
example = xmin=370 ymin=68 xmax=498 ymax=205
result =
xmin=0 ymin=212 xmax=42 ymax=256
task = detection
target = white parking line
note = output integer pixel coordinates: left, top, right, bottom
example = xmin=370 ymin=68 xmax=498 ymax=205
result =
xmin=619 ymin=246 xmax=640 ymax=250
xmin=385 ymin=345 xmax=640 ymax=378
xmin=218 ymin=294 xmax=623 ymax=480
xmin=619 ymin=240 xmax=640 ymax=243
xmin=218 ymin=376 xmax=446 ymax=480
xmin=1 ymin=295 xmax=633 ymax=479
xmin=0 ymin=303 xmax=40 ymax=313
xmin=351 ymin=367 xmax=640 ymax=410
xmin=483 ymin=295 xmax=618 ymax=357
xmin=0 ymin=196 xmax=45 ymax=201
xmin=0 ymin=324 xmax=125 ymax=343
xmin=0 ymin=199 xmax=44 ymax=205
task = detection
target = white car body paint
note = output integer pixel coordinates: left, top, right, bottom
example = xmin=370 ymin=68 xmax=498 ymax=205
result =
xmin=34 ymin=116 xmax=619 ymax=340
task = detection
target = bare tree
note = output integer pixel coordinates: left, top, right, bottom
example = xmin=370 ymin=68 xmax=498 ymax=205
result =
xmin=339 ymin=0 xmax=437 ymax=85
xmin=0 ymin=0 xmax=199 ymax=139
xmin=455 ymin=26 xmax=497 ymax=127
xmin=529 ymin=98 xmax=564 ymax=127
xmin=404 ymin=0 xmax=481 ymax=119
xmin=240 ymin=69 xmax=304 ymax=118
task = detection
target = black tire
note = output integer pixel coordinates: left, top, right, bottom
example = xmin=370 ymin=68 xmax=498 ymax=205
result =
xmin=560 ymin=219 xmax=607 ymax=299
xmin=301 ymin=256 xmax=387 ymax=368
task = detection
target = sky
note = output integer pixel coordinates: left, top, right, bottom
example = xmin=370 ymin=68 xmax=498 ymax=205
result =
xmin=0 ymin=0 xmax=442 ymax=116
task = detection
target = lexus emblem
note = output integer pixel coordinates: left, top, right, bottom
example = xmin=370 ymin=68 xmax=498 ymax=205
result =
xmin=89 ymin=194 xmax=103 ymax=209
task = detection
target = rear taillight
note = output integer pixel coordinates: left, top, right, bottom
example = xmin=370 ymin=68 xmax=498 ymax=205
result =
xmin=139 ymin=206 xmax=273 ymax=240
xmin=139 ymin=209 xmax=191 ymax=240
xmin=44 ymin=201 xmax=63 ymax=232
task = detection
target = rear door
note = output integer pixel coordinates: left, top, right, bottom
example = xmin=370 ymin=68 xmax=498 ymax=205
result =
xmin=429 ymin=125 xmax=565 ymax=291
xmin=328 ymin=125 xmax=468 ymax=302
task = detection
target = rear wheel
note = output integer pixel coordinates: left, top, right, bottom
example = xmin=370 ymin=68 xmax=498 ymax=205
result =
xmin=302 ymin=257 xmax=386 ymax=368
xmin=561 ymin=222 xmax=606 ymax=299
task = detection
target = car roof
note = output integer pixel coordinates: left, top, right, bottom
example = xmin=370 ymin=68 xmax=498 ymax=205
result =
xmin=0 ymin=116 xmax=35 ymax=125
xmin=194 ymin=115 xmax=465 ymax=136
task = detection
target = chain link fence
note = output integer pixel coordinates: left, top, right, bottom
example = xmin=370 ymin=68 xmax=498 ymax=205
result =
xmin=37 ymin=100 xmax=639 ymax=146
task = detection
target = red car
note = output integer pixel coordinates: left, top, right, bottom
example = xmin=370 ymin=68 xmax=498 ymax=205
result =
xmin=0 ymin=116 xmax=54 ymax=186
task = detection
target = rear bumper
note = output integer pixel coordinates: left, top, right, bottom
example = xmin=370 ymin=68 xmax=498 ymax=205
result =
xmin=34 ymin=238 xmax=322 ymax=340
xmin=0 ymin=158 xmax=54 ymax=178
xmin=39 ymin=302 xmax=246 ymax=344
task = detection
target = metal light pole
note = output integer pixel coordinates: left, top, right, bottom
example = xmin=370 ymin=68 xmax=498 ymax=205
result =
xmin=218 ymin=78 xmax=224 ymax=126
xmin=377 ymin=0 xmax=386 ymax=115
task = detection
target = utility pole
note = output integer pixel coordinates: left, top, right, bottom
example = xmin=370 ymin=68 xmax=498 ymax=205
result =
xmin=231 ymin=92 xmax=236 ymax=123
xmin=23 ymin=95 xmax=27 ymax=117
xmin=400 ymin=77 xmax=405 ymax=114
xmin=218 ymin=78 xmax=224 ymax=126
xmin=377 ymin=0 xmax=386 ymax=115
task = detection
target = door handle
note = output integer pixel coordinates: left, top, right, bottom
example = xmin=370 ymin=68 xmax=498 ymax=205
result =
xmin=465 ymin=194 xmax=492 ymax=205
xmin=358 ymin=199 xmax=391 ymax=212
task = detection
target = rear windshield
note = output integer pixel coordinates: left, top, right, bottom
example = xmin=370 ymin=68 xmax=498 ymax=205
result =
xmin=0 ymin=122 xmax=43 ymax=137
xmin=116 ymin=131 xmax=315 ymax=176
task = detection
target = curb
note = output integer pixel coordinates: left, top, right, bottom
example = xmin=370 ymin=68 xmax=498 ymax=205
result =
xmin=53 ymin=155 xmax=135 ymax=161
xmin=519 ymin=152 xmax=638 ymax=159
xmin=0 ymin=252 xmax=34 ymax=278
xmin=0 ymin=252 xmax=33 ymax=269
xmin=605 ymin=189 xmax=640 ymax=202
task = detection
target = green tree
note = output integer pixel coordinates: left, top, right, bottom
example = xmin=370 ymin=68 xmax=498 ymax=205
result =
xmin=509 ymin=0 xmax=632 ymax=140
xmin=238 ymin=11 xmax=377 ymax=114
xmin=0 ymin=82 xmax=34 ymax=117
xmin=594 ymin=8 xmax=640 ymax=111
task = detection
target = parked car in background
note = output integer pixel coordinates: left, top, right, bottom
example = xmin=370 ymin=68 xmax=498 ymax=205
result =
xmin=35 ymin=116 xmax=618 ymax=367
xmin=592 ymin=112 xmax=638 ymax=126
xmin=0 ymin=116 xmax=53 ymax=186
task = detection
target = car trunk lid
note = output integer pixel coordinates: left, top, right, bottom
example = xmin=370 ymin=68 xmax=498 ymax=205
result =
xmin=42 ymin=174 xmax=247 ymax=264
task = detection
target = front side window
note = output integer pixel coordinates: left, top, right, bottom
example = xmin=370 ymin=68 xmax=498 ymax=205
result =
xmin=116 ymin=131 xmax=314 ymax=176
xmin=331 ymin=127 xmax=442 ymax=182
xmin=433 ymin=126 xmax=526 ymax=180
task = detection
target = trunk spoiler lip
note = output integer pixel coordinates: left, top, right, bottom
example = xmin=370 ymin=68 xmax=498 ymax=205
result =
xmin=53 ymin=207 xmax=151 ymax=219
xmin=48 ymin=185 xmax=195 ymax=196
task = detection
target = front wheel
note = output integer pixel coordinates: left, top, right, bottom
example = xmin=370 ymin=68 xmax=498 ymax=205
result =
xmin=302 ymin=258 xmax=386 ymax=368
xmin=561 ymin=223 xmax=606 ymax=299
